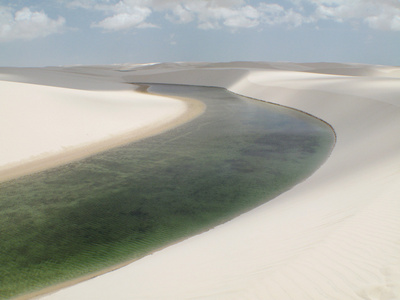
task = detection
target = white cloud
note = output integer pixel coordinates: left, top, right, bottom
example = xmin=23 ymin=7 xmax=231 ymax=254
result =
xmin=88 ymin=0 xmax=157 ymax=30
xmin=306 ymin=0 xmax=400 ymax=31
xmin=70 ymin=0 xmax=309 ymax=31
xmin=67 ymin=0 xmax=98 ymax=9
xmin=222 ymin=6 xmax=259 ymax=28
xmin=163 ymin=1 xmax=304 ymax=29
xmin=92 ymin=6 xmax=153 ymax=30
xmin=0 ymin=6 xmax=65 ymax=41
xmin=365 ymin=14 xmax=400 ymax=31
xmin=165 ymin=4 xmax=194 ymax=23
xmin=165 ymin=4 xmax=194 ymax=24
xmin=64 ymin=0 xmax=308 ymax=30
xmin=180 ymin=0 xmax=311 ymax=29
xmin=66 ymin=0 xmax=400 ymax=32
xmin=152 ymin=0 xmax=246 ymax=9
xmin=258 ymin=3 xmax=307 ymax=27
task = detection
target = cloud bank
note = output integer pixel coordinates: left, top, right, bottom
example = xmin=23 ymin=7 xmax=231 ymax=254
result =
xmin=311 ymin=0 xmax=400 ymax=31
xmin=0 ymin=7 xmax=65 ymax=41
xmin=75 ymin=0 xmax=308 ymax=30
xmin=69 ymin=0 xmax=400 ymax=31
xmin=1 ymin=0 xmax=399 ymax=42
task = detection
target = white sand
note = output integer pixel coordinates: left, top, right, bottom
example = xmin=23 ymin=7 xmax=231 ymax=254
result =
xmin=4 ymin=62 xmax=400 ymax=299
xmin=0 ymin=69 xmax=203 ymax=182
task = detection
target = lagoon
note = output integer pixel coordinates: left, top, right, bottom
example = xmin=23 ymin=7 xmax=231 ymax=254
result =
xmin=0 ymin=84 xmax=334 ymax=299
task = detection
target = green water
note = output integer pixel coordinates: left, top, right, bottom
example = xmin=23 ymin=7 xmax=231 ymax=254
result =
xmin=0 ymin=84 xmax=335 ymax=299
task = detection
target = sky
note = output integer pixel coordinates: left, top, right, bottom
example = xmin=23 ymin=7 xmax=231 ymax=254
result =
xmin=0 ymin=0 xmax=399 ymax=67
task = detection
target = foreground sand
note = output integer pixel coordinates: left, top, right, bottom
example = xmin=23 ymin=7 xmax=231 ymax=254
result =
xmin=3 ymin=62 xmax=400 ymax=299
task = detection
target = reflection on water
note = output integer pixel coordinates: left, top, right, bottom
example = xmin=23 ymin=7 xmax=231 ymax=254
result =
xmin=0 ymin=84 xmax=335 ymax=299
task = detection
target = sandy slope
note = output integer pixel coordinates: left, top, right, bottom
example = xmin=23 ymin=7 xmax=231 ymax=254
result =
xmin=0 ymin=70 xmax=205 ymax=182
xmin=5 ymin=62 xmax=400 ymax=299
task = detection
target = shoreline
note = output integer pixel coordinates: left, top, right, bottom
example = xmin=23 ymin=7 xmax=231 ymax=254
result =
xmin=16 ymin=236 xmax=187 ymax=300
xmin=0 ymin=92 xmax=205 ymax=184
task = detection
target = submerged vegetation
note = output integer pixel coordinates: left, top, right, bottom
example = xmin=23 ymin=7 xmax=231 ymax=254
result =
xmin=0 ymin=85 xmax=334 ymax=299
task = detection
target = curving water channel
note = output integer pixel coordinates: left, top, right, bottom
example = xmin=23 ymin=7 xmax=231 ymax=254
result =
xmin=0 ymin=84 xmax=335 ymax=299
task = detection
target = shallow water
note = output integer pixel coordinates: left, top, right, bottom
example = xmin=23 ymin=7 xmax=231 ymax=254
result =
xmin=0 ymin=84 xmax=335 ymax=299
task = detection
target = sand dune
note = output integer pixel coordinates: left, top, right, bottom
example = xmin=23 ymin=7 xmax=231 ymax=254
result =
xmin=0 ymin=70 xmax=206 ymax=182
xmin=2 ymin=62 xmax=400 ymax=299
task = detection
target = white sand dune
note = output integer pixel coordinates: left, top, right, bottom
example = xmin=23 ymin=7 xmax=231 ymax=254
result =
xmin=0 ymin=69 xmax=205 ymax=182
xmin=2 ymin=62 xmax=400 ymax=299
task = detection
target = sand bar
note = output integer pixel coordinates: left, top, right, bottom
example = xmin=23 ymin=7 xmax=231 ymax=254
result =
xmin=0 ymin=72 xmax=205 ymax=183
xmin=33 ymin=62 xmax=400 ymax=300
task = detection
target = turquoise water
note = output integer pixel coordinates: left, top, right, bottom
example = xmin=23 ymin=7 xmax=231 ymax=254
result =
xmin=0 ymin=84 xmax=334 ymax=299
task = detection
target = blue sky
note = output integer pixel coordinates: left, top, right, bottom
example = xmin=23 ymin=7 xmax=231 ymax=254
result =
xmin=0 ymin=0 xmax=399 ymax=67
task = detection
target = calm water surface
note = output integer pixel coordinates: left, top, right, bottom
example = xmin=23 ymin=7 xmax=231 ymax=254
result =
xmin=0 ymin=84 xmax=335 ymax=299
